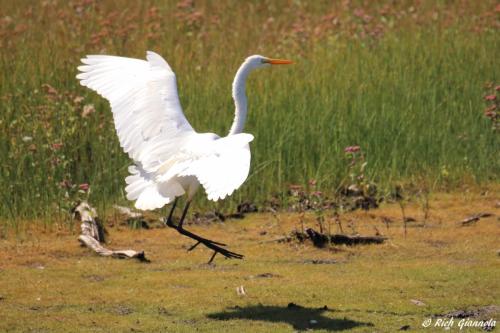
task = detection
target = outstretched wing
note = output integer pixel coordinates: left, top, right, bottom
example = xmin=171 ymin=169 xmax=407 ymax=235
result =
xmin=76 ymin=51 xmax=195 ymax=165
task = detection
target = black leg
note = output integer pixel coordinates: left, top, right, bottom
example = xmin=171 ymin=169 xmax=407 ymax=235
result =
xmin=177 ymin=200 xmax=190 ymax=229
xmin=165 ymin=200 xmax=244 ymax=262
xmin=208 ymin=251 xmax=217 ymax=264
xmin=164 ymin=198 xmax=178 ymax=226
xmin=176 ymin=201 xmax=225 ymax=246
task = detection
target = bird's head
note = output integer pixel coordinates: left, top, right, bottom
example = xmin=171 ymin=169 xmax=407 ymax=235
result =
xmin=244 ymin=55 xmax=293 ymax=69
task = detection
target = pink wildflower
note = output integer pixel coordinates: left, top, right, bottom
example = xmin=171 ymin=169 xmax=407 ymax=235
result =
xmin=344 ymin=145 xmax=361 ymax=153
xmin=78 ymin=183 xmax=89 ymax=191
xmin=51 ymin=143 xmax=63 ymax=150
xmin=484 ymin=111 xmax=495 ymax=118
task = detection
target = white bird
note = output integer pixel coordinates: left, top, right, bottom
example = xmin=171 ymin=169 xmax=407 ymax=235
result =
xmin=77 ymin=51 xmax=292 ymax=262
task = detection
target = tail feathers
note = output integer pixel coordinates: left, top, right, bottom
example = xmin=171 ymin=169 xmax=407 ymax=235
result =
xmin=125 ymin=165 xmax=185 ymax=210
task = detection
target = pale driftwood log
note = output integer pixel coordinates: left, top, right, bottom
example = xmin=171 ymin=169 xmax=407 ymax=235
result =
xmin=113 ymin=205 xmax=143 ymax=219
xmin=75 ymin=201 xmax=149 ymax=262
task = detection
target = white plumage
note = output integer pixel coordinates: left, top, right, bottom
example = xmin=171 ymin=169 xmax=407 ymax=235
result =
xmin=77 ymin=51 xmax=291 ymax=261
xmin=77 ymin=51 xmax=260 ymax=209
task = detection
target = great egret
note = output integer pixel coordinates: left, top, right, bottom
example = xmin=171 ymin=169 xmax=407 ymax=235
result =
xmin=77 ymin=51 xmax=292 ymax=262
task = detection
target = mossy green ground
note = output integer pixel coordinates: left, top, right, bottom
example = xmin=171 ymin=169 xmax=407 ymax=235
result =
xmin=1 ymin=189 xmax=498 ymax=332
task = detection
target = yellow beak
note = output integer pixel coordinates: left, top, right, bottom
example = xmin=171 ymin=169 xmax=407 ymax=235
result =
xmin=265 ymin=58 xmax=293 ymax=65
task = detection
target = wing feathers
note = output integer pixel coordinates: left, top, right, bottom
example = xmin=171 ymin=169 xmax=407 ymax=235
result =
xmin=78 ymin=52 xmax=254 ymax=208
xmin=178 ymin=134 xmax=254 ymax=201
xmin=146 ymin=51 xmax=174 ymax=71
xmin=125 ymin=164 xmax=185 ymax=210
xmin=77 ymin=51 xmax=195 ymax=163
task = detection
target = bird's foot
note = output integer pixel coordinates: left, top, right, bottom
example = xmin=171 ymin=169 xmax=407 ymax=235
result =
xmin=165 ymin=216 xmax=243 ymax=263
xmin=187 ymin=238 xmax=244 ymax=263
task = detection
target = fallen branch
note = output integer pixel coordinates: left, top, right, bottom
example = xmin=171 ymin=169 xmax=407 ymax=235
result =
xmin=75 ymin=201 xmax=149 ymax=262
xmin=113 ymin=205 xmax=143 ymax=219
xmin=275 ymin=228 xmax=386 ymax=248
xmin=305 ymin=228 xmax=387 ymax=247
xmin=270 ymin=228 xmax=387 ymax=247
xmin=113 ymin=205 xmax=151 ymax=229
xmin=458 ymin=212 xmax=493 ymax=226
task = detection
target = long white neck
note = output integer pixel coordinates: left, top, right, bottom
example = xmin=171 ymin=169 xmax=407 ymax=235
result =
xmin=228 ymin=61 xmax=254 ymax=135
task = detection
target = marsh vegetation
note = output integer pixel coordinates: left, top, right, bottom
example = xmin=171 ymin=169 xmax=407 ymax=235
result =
xmin=0 ymin=0 xmax=498 ymax=223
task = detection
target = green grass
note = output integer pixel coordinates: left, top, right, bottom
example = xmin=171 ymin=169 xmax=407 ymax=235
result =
xmin=0 ymin=1 xmax=498 ymax=221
